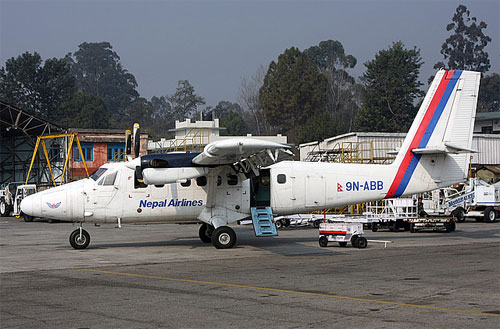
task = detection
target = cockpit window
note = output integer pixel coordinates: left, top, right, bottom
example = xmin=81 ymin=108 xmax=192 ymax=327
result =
xmin=103 ymin=171 xmax=117 ymax=186
xmin=90 ymin=168 xmax=107 ymax=181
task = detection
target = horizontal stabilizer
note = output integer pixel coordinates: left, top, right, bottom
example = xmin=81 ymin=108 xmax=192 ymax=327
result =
xmin=412 ymin=143 xmax=477 ymax=155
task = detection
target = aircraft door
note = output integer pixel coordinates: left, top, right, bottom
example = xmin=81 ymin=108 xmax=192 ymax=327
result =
xmin=270 ymin=167 xmax=296 ymax=213
xmin=250 ymin=169 xmax=271 ymax=207
xmin=305 ymin=175 xmax=326 ymax=208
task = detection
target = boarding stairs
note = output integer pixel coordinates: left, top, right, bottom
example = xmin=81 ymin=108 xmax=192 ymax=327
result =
xmin=251 ymin=207 xmax=278 ymax=237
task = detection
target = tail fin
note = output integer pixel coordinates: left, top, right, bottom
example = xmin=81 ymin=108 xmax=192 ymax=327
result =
xmin=386 ymin=69 xmax=481 ymax=198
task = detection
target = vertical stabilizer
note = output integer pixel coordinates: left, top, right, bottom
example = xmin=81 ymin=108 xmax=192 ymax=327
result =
xmin=386 ymin=70 xmax=481 ymax=198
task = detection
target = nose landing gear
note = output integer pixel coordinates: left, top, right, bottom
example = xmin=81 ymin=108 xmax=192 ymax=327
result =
xmin=69 ymin=226 xmax=90 ymax=249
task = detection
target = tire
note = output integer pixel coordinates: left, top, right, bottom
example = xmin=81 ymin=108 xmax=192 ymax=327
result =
xmin=23 ymin=213 xmax=34 ymax=222
xmin=453 ymin=208 xmax=466 ymax=222
xmin=211 ymin=226 xmax=237 ymax=249
xmin=275 ymin=219 xmax=283 ymax=230
xmin=445 ymin=220 xmax=456 ymax=233
xmin=371 ymin=224 xmax=378 ymax=232
xmin=283 ymin=218 xmax=291 ymax=227
xmin=355 ymin=237 xmax=368 ymax=249
xmin=0 ymin=199 xmax=8 ymax=217
xmin=351 ymin=235 xmax=359 ymax=248
xmin=69 ymin=229 xmax=90 ymax=249
xmin=319 ymin=236 xmax=328 ymax=247
xmin=484 ymin=208 xmax=497 ymax=223
xmin=338 ymin=241 xmax=348 ymax=247
xmin=198 ymin=223 xmax=214 ymax=243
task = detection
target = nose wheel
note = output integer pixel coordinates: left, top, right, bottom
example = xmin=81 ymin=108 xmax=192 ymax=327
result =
xmin=69 ymin=228 xmax=90 ymax=249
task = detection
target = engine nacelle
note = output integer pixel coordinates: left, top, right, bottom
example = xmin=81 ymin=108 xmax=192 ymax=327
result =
xmin=142 ymin=167 xmax=209 ymax=185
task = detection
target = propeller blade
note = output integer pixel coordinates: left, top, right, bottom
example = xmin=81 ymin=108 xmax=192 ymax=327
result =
xmin=133 ymin=123 xmax=140 ymax=158
xmin=125 ymin=130 xmax=132 ymax=155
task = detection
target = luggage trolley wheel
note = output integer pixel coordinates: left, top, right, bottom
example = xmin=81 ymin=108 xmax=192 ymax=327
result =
xmin=319 ymin=236 xmax=328 ymax=247
xmin=355 ymin=237 xmax=367 ymax=249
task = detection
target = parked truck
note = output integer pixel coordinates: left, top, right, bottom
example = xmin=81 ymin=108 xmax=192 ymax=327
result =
xmin=420 ymin=179 xmax=499 ymax=223
xmin=0 ymin=183 xmax=37 ymax=220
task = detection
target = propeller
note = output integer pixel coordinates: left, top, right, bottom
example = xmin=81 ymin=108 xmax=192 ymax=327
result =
xmin=133 ymin=123 xmax=140 ymax=158
xmin=125 ymin=129 xmax=132 ymax=161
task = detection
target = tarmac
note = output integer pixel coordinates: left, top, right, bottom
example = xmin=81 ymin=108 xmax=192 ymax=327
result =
xmin=0 ymin=217 xmax=499 ymax=329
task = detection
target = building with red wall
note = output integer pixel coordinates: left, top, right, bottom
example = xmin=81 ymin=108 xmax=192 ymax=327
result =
xmin=68 ymin=128 xmax=148 ymax=181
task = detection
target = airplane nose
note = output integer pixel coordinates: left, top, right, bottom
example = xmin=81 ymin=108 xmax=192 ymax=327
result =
xmin=21 ymin=193 xmax=41 ymax=217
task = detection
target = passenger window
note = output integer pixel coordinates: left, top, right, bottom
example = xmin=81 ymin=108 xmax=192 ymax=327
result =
xmin=277 ymin=174 xmax=286 ymax=184
xmin=196 ymin=176 xmax=207 ymax=186
xmin=103 ymin=171 xmax=117 ymax=186
xmin=227 ymin=174 xmax=238 ymax=186
xmin=98 ymin=177 xmax=105 ymax=185
xmin=181 ymin=179 xmax=191 ymax=187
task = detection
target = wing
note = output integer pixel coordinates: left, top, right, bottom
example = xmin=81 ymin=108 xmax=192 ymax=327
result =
xmin=192 ymin=138 xmax=293 ymax=174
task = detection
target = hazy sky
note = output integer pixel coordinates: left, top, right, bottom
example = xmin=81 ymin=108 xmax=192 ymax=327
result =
xmin=1 ymin=0 xmax=499 ymax=107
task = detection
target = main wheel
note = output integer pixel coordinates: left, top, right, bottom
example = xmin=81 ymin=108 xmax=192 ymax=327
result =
xmin=484 ymin=208 xmax=497 ymax=223
xmin=69 ymin=229 xmax=90 ymax=249
xmin=198 ymin=223 xmax=214 ymax=243
xmin=356 ymin=237 xmax=368 ymax=249
xmin=23 ymin=213 xmax=34 ymax=222
xmin=275 ymin=219 xmax=283 ymax=230
xmin=319 ymin=236 xmax=328 ymax=247
xmin=283 ymin=218 xmax=291 ymax=227
xmin=410 ymin=223 xmax=417 ymax=233
xmin=371 ymin=224 xmax=378 ymax=232
xmin=211 ymin=226 xmax=236 ymax=249
xmin=453 ymin=208 xmax=466 ymax=222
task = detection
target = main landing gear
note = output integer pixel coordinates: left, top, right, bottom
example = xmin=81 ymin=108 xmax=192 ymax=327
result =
xmin=69 ymin=226 xmax=90 ymax=249
xmin=199 ymin=223 xmax=237 ymax=249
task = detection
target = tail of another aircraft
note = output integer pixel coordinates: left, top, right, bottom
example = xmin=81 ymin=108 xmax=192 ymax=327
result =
xmin=386 ymin=69 xmax=481 ymax=198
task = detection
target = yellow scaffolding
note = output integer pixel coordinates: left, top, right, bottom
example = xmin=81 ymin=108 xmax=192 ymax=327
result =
xmin=25 ymin=133 xmax=89 ymax=186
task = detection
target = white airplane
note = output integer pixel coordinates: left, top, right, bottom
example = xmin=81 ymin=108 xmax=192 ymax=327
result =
xmin=21 ymin=69 xmax=481 ymax=249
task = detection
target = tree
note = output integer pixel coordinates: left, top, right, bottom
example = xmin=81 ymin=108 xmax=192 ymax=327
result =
xmin=259 ymin=47 xmax=328 ymax=141
xmin=355 ymin=42 xmax=424 ymax=132
xmin=477 ymin=73 xmax=499 ymax=112
xmin=66 ymin=42 xmax=139 ymax=122
xmin=167 ymin=80 xmax=205 ymax=121
xmin=123 ymin=98 xmax=155 ymax=129
xmin=304 ymin=40 xmax=361 ymax=133
xmin=213 ymin=101 xmax=248 ymax=135
xmin=0 ymin=52 xmax=75 ymax=119
xmin=238 ymin=65 xmax=270 ymax=135
xmin=56 ymin=92 xmax=109 ymax=128
xmin=296 ymin=110 xmax=337 ymax=144
xmin=434 ymin=5 xmax=491 ymax=73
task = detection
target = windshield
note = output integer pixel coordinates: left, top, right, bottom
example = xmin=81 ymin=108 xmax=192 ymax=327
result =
xmin=25 ymin=188 xmax=36 ymax=196
xmin=90 ymin=168 xmax=108 ymax=181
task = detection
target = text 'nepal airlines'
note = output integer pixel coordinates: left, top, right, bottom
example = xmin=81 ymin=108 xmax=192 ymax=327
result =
xmin=21 ymin=69 xmax=481 ymax=249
